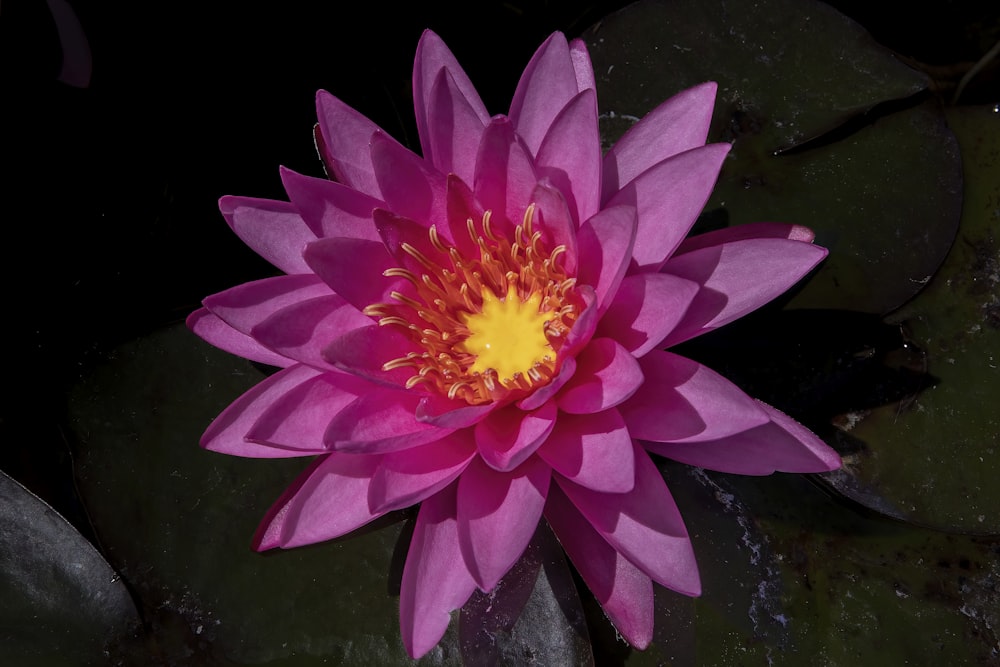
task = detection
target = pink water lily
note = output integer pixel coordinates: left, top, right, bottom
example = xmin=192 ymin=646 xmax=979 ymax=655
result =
xmin=189 ymin=29 xmax=841 ymax=658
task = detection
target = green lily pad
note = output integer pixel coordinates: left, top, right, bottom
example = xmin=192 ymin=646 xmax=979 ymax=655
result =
xmin=820 ymin=105 xmax=1000 ymax=534
xmin=586 ymin=0 xmax=962 ymax=314
xmin=0 ymin=469 xmax=141 ymax=666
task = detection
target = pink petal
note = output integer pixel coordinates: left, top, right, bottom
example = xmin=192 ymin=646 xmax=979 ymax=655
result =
xmin=544 ymin=484 xmax=654 ymax=648
xmin=675 ymin=221 xmax=817 ymax=256
xmin=457 ymin=456 xmax=551 ymax=591
xmin=661 ymin=238 xmax=829 ymax=346
xmin=244 ymin=370 xmax=370 ymax=452
xmin=556 ymin=442 xmax=701 ymax=596
xmin=568 ymin=38 xmax=596 ymax=93
xmin=607 ymin=143 xmax=731 ymax=271
xmin=516 ymin=357 xmax=577 ymax=412
xmin=620 ymin=350 xmax=769 ymax=443
xmin=279 ymin=167 xmax=382 ymax=241
xmin=474 ymin=401 xmax=557 ymax=472
xmin=601 ymin=82 xmax=717 ymax=202
xmin=315 ymin=91 xmax=394 ymax=198
xmin=251 ymin=295 xmax=372 ymax=371
xmin=368 ymin=431 xmax=477 ymax=513
xmin=371 ymin=131 xmax=448 ymax=225
xmin=303 ymin=237 xmax=411 ymax=313
xmin=473 ymin=117 xmax=538 ymax=237
xmin=559 ymin=285 xmax=599 ymax=359
xmin=322 ymin=323 xmax=424 ymax=388
xmin=646 ymin=400 xmax=841 ymax=474
xmin=596 ymin=272 xmax=701 ymax=357
xmin=537 ymin=409 xmax=635 ymax=493
xmin=575 ymin=206 xmax=637 ymax=310
xmin=443 ymin=174 xmax=487 ymax=259
xmin=557 ymin=338 xmax=644 ymax=414
xmin=509 ymin=32 xmax=582 ymax=156
xmin=219 ymin=196 xmax=317 ymax=275
xmin=399 ymin=485 xmax=478 ymax=659
xmin=199 ymin=364 xmax=323 ymax=458
xmin=535 ymin=89 xmax=601 ymax=224
xmin=529 ymin=181 xmax=578 ymax=275
xmin=373 ymin=209 xmax=448 ymax=276
xmin=413 ymin=30 xmax=490 ymax=171
xmin=415 ymin=394 xmax=499 ymax=428
xmin=253 ymin=452 xmax=384 ymax=550
xmin=424 ymin=68 xmax=488 ymax=182
xmin=325 ymin=387 xmax=453 ymax=454
xmin=201 ymin=274 xmax=331 ymax=339
xmin=187 ymin=308 xmax=291 ymax=368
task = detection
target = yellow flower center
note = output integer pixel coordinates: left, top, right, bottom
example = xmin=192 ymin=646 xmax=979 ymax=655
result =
xmin=364 ymin=205 xmax=580 ymax=405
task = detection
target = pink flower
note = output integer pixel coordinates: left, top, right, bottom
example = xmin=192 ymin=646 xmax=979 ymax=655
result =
xmin=189 ymin=30 xmax=841 ymax=658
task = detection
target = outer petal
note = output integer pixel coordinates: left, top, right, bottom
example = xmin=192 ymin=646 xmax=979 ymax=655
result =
xmin=199 ymin=364 xmax=323 ymax=457
xmin=568 ymin=38 xmax=596 ymax=93
xmin=399 ymin=484 xmax=478 ymax=659
xmin=474 ymin=117 xmax=538 ymax=236
xmin=201 ymin=274 xmax=331 ymax=340
xmin=457 ymin=456 xmax=551 ymax=591
xmin=315 ymin=91 xmax=394 ymax=198
xmin=646 ymin=400 xmax=841 ymax=474
xmin=535 ymin=88 xmax=601 ymax=225
xmin=601 ymin=81 xmax=717 ymax=203
xmin=545 ymin=484 xmax=653 ymax=648
xmin=607 ymin=143 xmax=731 ymax=272
xmin=474 ymin=401 xmax=557 ymax=472
xmin=244 ymin=370 xmax=370 ymax=452
xmin=219 ymin=196 xmax=317 ymax=275
xmin=675 ymin=221 xmax=817 ymax=256
xmin=368 ymin=431 xmax=477 ymax=513
xmin=661 ymin=238 xmax=829 ymax=346
xmin=509 ymin=32 xmax=582 ymax=155
xmin=413 ymin=29 xmax=490 ymax=169
xmin=187 ymin=308 xmax=291 ymax=368
xmin=595 ymin=273 xmax=701 ymax=357
xmin=279 ymin=167 xmax=382 ymax=241
xmin=537 ymin=409 xmax=635 ymax=493
xmin=556 ymin=338 xmax=644 ymax=414
xmin=556 ymin=442 xmax=701 ymax=596
xmin=575 ymin=205 xmax=637 ymax=310
xmin=253 ymin=452 xmax=383 ymax=550
xmin=251 ymin=295 xmax=372 ymax=371
xmin=619 ymin=350 xmax=770 ymax=443
xmin=424 ymin=68 xmax=488 ymax=182
xmin=371 ymin=131 xmax=448 ymax=226
xmin=325 ymin=387 xmax=453 ymax=454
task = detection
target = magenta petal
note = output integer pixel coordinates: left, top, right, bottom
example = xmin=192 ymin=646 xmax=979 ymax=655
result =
xmin=368 ymin=432 xmax=477 ymax=513
xmin=303 ymin=237 xmax=410 ymax=313
xmin=325 ymin=387 xmax=453 ymax=454
xmin=425 ymin=68 xmax=488 ymax=182
xmin=646 ymin=401 xmax=841 ymax=474
xmin=200 ymin=364 xmax=323 ymax=458
xmin=373 ymin=209 xmax=449 ymax=276
xmin=415 ymin=394 xmax=498 ymax=428
xmin=202 ymin=274 xmax=331 ymax=338
xmin=535 ymin=89 xmax=601 ymax=225
xmin=413 ymin=30 xmax=490 ymax=170
xmin=457 ymin=456 xmax=551 ymax=591
xmin=255 ymin=452 xmax=384 ymax=549
xmin=187 ymin=308 xmax=291 ymax=368
xmin=322 ymin=324 xmax=423 ymax=387
xmin=516 ymin=357 xmax=577 ymax=412
xmin=443 ymin=174 xmax=487 ymax=258
xmin=474 ymin=401 xmax=557 ymax=472
xmin=607 ymin=143 xmax=731 ymax=271
xmin=219 ymin=196 xmax=317 ymax=275
xmin=473 ymin=117 xmax=538 ymax=237
xmin=675 ymin=221 xmax=817 ymax=256
xmin=557 ymin=338 xmax=643 ymax=414
xmin=315 ymin=91 xmax=394 ymax=198
xmin=371 ymin=131 xmax=448 ymax=226
xmin=529 ymin=181 xmax=578 ymax=275
xmin=537 ymin=409 xmax=635 ymax=493
xmin=279 ymin=167 xmax=382 ymax=241
xmin=251 ymin=295 xmax=372 ymax=371
xmin=596 ymin=272 xmax=700 ymax=357
xmin=575 ymin=206 xmax=637 ymax=311
xmin=544 ymin=484 xmax=654 ymax=648
xmin=661 ymin=238 xmax=829 ymax=346
xmin=509 ymin=32 xmax=581 ymax=155
xmin=601 ymin=81 xmax=717 ymax=203
xmin=399 ymin=484 xmax=477 ymax=659
xmin=568 ymin=38 xmax=596 ymax=93
xmin=620 ymin=350 xmax=769 ymax=443
xmin=556 ymin=442 xmax=700 ymax=596
xmin=245 ymin=371 xmax=370 ymax=452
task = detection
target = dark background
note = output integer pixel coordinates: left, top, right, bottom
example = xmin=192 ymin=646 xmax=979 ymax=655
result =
xmin=1 ymin=0 xmax=997 ymax=535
